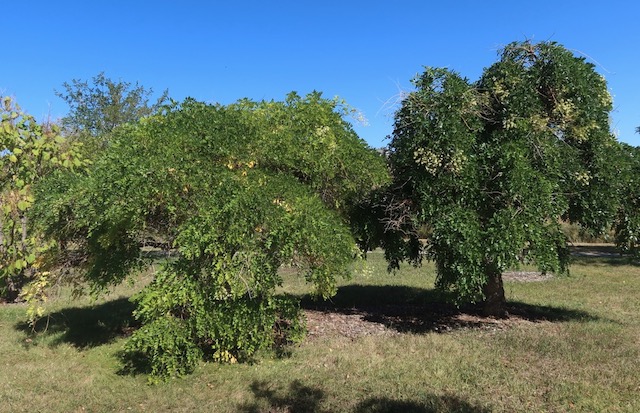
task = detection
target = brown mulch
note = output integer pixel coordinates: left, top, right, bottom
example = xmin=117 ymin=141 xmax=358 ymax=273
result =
xmin=303 ymin=307 xmax=541 ymax=340
xmin=303 ymin=270 xmax=561 ymax=341
xmin=303 ymin=301 xmax=547 ymax=341
xmin=305 ymin=309 xmax=402 ymax=340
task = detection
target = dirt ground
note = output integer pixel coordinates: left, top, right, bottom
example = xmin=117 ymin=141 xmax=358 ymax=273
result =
xmin=304 ymin=269 xmax=554 ymax=341
xmin=303 ymin=244 xmax=628 ymax=341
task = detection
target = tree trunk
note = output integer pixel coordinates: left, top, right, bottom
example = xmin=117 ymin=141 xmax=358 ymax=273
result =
xmin=482 ymin=265 xmax=506 ymax=318
xmin=20 ymin=214 xmax=28 ymax=253
xmin=4 ymin=275 xmax=22 ymax=303
xmin=0 ymin=214 xmax=28 ymax=303
xmin=0 ymin=213 xmax=5 ymax=256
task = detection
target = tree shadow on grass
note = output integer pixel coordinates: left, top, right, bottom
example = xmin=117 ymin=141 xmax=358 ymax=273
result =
xmin=300 ymin=284 xmax=600 ymax=335
xmin=240 ymin=380 xmax=326 ymax=413
xmin=353 ymin=396 xmax=491 ymax=413
xmin=571 ymin=255 xmax=640 ymax=267
xmin=15 ymin=297 xmax=137 ymax=349
xmin=240 ymin=380 xmax=490 ymax=413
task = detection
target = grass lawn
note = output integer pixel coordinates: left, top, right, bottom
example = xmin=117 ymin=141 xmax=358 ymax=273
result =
xmin=1 ymin=250 xmax=638 ymax=412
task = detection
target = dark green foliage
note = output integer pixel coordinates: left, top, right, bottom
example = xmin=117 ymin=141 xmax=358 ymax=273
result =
xmin=383 ymin=41 xmax=617 ymax=315
xmin=122 ymin=316 xmax=203 ymax=380
xmin=56 ymin=72 xmax=169 ymax=154
xmin=613 ymin=143 xmax=640 ymax=255
xmin=35 ymin=92 xmax=389 ymax=380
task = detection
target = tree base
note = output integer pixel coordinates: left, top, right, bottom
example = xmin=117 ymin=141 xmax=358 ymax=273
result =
xmin=482 ymin=270 xmax=507 ymax=318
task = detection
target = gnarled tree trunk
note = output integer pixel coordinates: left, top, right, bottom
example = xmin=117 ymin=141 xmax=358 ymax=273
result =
xmin=482 ymin=264 xmax=506 ymax=318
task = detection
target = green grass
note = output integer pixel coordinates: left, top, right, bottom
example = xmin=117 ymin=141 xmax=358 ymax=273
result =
xmin=1 ymin=250 xmax=639 ymax=412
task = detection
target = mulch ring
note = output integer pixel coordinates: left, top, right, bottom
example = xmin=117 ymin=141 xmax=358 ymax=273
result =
xmin=303 ymin=270 xmax=559 ymax=341
xmin=303 ymin=303 xmax=545 ymax=341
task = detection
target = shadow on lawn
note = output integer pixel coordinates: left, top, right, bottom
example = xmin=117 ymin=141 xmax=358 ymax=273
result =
xmin=571 ymin=255 xmax=640 ymax=267
xmin=300 ymin=284 xmax=600 ymax=335
xmin=15 ymin=297 xmax=137 ymax=349
xmin=13 ymin=270 xmax=603 ymax=349
xmin=241 ymin=380 xmax=490 ymax=413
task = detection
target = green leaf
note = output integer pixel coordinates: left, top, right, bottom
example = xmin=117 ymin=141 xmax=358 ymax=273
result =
xmin=26 ymin=253 xmax=36 ymax=264
xmin=17 ymin=200 xmax=30 ymax=211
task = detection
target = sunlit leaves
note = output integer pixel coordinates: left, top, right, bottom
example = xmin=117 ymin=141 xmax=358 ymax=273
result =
xmin=39 ymin=92 xmax=388 ymax=380
xmin=1 ymin=96 xmax=88 ymax=309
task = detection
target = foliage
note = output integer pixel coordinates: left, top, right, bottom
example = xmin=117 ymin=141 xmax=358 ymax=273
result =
xmin=36 ymin=92 xmax=389 ymax=380
xmin=559 ymin=220 xmax=612 ymax=244
xmin=613 ymin=143 xmax=640 ymax=255
xmin=122 ymin=316 xmax=204 ymax=381
xmin=383 ymin=41 xmax=617 ymax=316
xmin=55 ymin=72 xmax=169 ymax=154
xmin=0 ymin=96 xmax=87 ymax=310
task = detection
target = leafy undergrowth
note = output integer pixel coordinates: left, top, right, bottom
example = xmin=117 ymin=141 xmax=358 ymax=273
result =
xmin=1 ymin=250 xmax=639 ymax=412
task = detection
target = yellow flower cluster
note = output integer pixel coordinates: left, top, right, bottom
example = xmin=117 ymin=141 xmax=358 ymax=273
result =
xmin=413 ymin=147 xmax=466 ymax=175
xmin=272 ymin=198 xmax=293 ymax=213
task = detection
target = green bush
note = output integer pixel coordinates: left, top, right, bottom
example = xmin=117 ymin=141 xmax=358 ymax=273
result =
xmin=123 ymin=316 xmax=203 ymax=382
xmin=36 ymin=92 xmax=388 ymax=380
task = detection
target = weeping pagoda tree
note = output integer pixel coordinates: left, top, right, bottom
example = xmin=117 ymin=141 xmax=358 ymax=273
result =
xmin=34 ymin=92 xmax=388 ymax=381
xmin=383 ymin=41 xmax=618 ymax=317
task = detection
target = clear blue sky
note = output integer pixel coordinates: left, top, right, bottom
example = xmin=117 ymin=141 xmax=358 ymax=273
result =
xmin=3 ymin=1 xmax=639 ymax=148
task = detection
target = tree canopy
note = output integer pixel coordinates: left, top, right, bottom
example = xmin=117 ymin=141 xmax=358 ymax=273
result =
xmin=55 ymin=73 xmax=169 ymax=153
xmin=383 ymin=41 xmax=617 ymax=316
xmin=35 ymin=92 xmax=389 ymax=380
